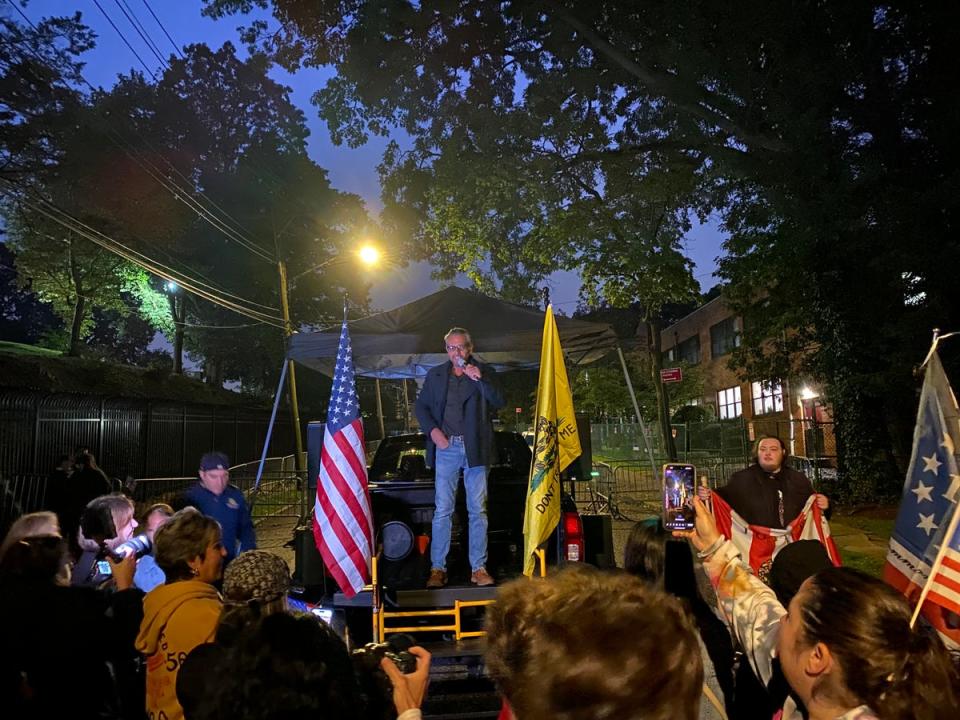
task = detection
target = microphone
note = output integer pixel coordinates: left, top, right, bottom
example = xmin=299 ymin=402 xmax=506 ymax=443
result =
xmin=454 ymin=356 xmax=466 ymax=369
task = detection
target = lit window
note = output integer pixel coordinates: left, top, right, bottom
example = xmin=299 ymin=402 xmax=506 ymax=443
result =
xmin=751 ymin=380 xmax=784 ymax=415
xmin=718 ymin=386 xmax=742 ymax=419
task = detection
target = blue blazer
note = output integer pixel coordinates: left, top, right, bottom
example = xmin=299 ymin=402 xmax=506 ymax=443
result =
xmin=414 ymin=358 xmax=505 ymax=469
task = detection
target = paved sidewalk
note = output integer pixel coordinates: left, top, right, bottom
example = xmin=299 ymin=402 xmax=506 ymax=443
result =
xmin=253 ymin=514 xmax=300 ymax=571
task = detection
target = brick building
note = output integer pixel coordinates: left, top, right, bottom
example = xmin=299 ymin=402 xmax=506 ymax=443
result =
xmin=661 ymin=296 xmax=835 ymax=459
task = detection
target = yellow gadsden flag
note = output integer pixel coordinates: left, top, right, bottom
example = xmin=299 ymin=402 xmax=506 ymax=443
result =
xmin=523 ymin=304 xmax=581 ymax=576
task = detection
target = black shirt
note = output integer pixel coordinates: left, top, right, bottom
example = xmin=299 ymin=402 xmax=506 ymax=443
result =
xmin=441 ymin=370 xmax=470 ymax=436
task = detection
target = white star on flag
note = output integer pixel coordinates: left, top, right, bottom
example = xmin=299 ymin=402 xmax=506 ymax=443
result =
xmin=922 ymin=453 xmax=942 ymax=474
xmin=911 ymin=479 xmax=933 ymax=503
xmin=917 ymin=513 xmax=938 ymax=536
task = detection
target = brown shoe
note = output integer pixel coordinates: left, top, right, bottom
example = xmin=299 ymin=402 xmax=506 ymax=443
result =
xmin=426 ymin=568 xmax=447 ymax=588
xmin=471 ymin=567 xmax=495 ymax=586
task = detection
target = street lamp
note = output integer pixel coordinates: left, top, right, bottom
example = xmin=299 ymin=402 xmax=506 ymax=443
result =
xmin=163 ymin=280 xmax=185 ymax=375
xmin=278 ymin=244 xmax=383 ymax=475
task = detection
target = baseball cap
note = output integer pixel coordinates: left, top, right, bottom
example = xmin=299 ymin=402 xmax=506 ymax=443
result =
xmin=199 ymin=451 xmax=230 ymax=472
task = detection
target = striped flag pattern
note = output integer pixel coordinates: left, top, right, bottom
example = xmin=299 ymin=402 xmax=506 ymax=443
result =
xmin=312 ymin=319 xmax=374 ymax=598
xmin=713 ymin=492 xmax=841 ymax=578
xmin=883 ymin=351 xmax=960 ymax=648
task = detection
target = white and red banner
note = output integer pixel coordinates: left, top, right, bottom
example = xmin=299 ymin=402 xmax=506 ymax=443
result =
xmin=712 ymin=492 xmax=841 ymax=577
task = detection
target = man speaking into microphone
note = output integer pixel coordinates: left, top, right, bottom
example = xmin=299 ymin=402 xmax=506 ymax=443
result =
xmin=415 ymin=327 xmax=505 ymax=588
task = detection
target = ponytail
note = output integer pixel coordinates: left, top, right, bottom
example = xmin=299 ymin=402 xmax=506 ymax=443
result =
xmin=800 ymin=567 xmax=960 ymax=720
xmin=876 ymin=629 xmax=960 ymax=720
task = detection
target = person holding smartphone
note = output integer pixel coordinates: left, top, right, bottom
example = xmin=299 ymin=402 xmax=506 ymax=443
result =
xmin=73 ymin=493 xmax=140 ymax=589
xmin=699 ymin=435 xmax=828 ymax=529
xmin=675 ymin=497 xmax=959 ymax=720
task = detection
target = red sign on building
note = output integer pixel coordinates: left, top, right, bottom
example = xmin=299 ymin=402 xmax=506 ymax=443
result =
xmin=660 ymin=367 xmax=683 ymax=384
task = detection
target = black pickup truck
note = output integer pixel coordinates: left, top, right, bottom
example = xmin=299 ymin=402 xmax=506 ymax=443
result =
xmin=296 ymin=427 xmax=595 ymax=631
xmin=295 ymin=426 xmax=606 ymax=718
xmin=366 ymin=430 xmax=587 ymax=589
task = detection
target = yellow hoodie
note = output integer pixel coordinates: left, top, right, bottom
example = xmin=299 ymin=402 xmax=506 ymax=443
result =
xmin=135 ymin=580 xmax=222 ymax=720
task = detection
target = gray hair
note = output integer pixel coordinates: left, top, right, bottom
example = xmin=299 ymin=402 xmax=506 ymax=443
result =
xmin=444 ymin=327 xmax=472 ymax=347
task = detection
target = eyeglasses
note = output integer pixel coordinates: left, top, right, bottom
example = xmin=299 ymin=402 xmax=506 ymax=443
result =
xmin=445 ymin=344 xmax=469 ymax=352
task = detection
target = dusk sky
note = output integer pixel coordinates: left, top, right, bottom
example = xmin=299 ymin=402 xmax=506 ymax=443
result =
xmin=22 ymin=0 xmax=726 ymax=312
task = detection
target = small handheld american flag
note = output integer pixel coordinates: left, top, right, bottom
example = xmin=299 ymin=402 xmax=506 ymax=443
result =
xmin=884 ymin=351 xmax=960 ymax=649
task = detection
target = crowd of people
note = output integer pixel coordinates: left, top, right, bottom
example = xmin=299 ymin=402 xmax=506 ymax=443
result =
xmin=2 ymin=439 xmax=960 ymax=720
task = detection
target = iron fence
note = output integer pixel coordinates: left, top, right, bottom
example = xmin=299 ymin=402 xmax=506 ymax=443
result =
xmin=0 ymin=390 xmax=295 ymax=481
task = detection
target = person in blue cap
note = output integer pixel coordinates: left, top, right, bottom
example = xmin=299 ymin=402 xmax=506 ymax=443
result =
xmin=182 ymin=451 xmax=256 ymax=565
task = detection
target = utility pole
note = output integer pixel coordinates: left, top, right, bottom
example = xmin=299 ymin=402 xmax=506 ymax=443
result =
xmin=277 ymin=260 xmax=305 ymax=476
xmin=166 ymin=288 xmax=186 ymax=375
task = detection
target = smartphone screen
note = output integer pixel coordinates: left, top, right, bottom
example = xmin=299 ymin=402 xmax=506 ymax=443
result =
xmin=96 ymin=559 xmax=113 ymax=576
xmin=663 ymin=463 xmax=696 ymax=531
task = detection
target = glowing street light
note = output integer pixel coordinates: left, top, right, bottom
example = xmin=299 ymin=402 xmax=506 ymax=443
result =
xmin=357 ymin=244 xmax=380 ymax=267
xmin=800 ymin=386 xmax=819 ymax=401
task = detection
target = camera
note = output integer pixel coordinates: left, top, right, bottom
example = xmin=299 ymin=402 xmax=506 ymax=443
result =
xmin=351 ymin=639 xmax=417 ymax=674
xmin=110 ymin=534 xmax=152 ymax=562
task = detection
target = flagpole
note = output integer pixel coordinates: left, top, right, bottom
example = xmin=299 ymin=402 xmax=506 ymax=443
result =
xmin=910 ymin=499 xmax=960 ymax=628
xmin=921 ymin=327 xmax=960 ymax=369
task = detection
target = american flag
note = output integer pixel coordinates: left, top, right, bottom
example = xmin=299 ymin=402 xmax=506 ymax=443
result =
xmin=712 ymin=492 xmax=841 ymax=578
xmin=883 ymin=351 xmax=960 ymax=648
xmin=312 ymin=319 xmax=374 ymax=598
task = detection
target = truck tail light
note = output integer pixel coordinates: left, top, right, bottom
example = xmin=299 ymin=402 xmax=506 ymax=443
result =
xmin=563 ymin=511 xmax=584 ymax=563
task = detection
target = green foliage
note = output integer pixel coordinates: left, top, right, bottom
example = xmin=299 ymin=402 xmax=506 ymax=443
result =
xmin=572 ymin=353 xmax=703 ymax=421
xmin=6 ymin=216 xmax=137 ymax=342
xmin=1 ymin=22 xmax=374 ymax=390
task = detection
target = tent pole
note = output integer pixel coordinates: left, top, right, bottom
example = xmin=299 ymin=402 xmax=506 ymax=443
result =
xmin=402 ymin=379 xmax=412 ymax=431
xmin=255 ymin=359 xmax=289 ymax=492
xmin=278 ymin=261 xmax=305 ymax=476
xmin=375 ymin=377 xmax=386 ymax=439
xmin=616 ymin=345 xmax=659 ymax=479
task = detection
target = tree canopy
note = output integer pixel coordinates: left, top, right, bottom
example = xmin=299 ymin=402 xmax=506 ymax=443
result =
xmin=203 ymin=0 xmax=960 ymax=498
xmin=1 ymin=11 xmax=374 ymax=394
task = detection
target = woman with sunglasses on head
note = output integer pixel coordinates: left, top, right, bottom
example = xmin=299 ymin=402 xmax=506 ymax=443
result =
xmin=136 ymin=507 xmax=226 ymax=720
xmin=676 ymin=498 xmax=960 ymax=720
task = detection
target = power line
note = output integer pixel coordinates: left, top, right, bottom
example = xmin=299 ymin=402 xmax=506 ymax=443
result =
xmin=99 ymin=123 xmax=277 ymax=263
xmin=2 ymin=182 xmax=287 ymax=327
xmin=140 ymin=0 xmax=183 ymax=59
xmin=82 ymin=2 xmax=274 ymax=261
xmin=90 ymin=0 xmax=158 ymax=81
xmin=182 ymin=321 xmax=267 ymax=330
xmin=6 ymin=0 xmax=276 ymax=265
xmin=112 ymin=0 xmax=169 ymax=70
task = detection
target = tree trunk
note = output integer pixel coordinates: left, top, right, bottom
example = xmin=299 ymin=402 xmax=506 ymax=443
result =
xmin=67 ymin=240 xmax=84 ymax=357
xmin=69 ymin=294 xmax=85 ymax=357
xmin=644 ymin=316 xmax=678 ymax=460
xmin=168 ymin=294 xmax=184 ymax=374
